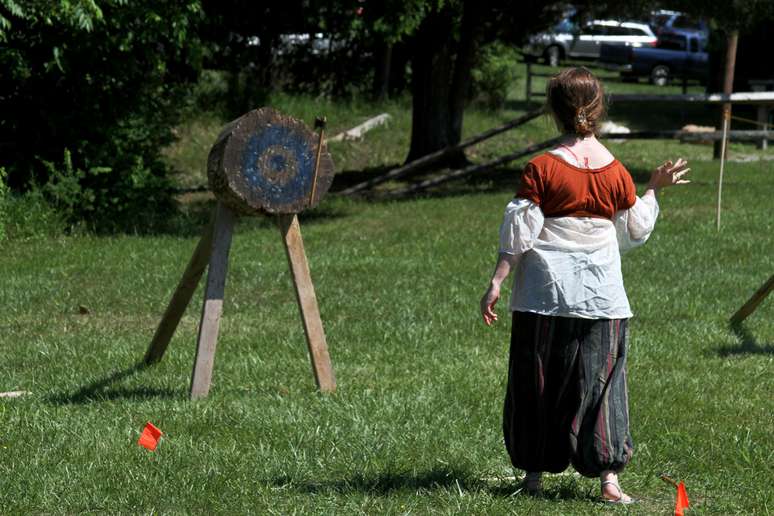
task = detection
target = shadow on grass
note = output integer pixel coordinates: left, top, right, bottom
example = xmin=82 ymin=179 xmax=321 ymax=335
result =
xmin=330 ymin=164 xmax=399 ymax=192
xmin=716 ymin=322 xmax=774 ymax=356
xmin=333 ymin=152 xmax=666 ymax=206
xmin=607 ymin=101 xmax=715 ymax=131
xmin=106 ymin=187 xmax=355 ymax=238
xmin=336 ymin=164 xmax=524 ymax=205
xmin=271 ymin=468 xmax=592 ymax=501
xmin=47 ymin=362 xmax=184 ymax=404
xmin=273 ymin=468 xmax=469 ymax=495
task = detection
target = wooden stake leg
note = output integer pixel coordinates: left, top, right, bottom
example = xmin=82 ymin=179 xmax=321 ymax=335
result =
xmin=730 ymin=275 xmax=774 ymax=325
xmin=278 ymin=214 xmax=336 ymax=392
xmin=190 ymin=202 xmax=236 ymax=399
xmin=144 ymin=219 xmax=215 ymax=364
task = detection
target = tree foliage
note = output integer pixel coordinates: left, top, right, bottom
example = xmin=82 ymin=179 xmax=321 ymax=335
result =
xmin=0 ymin=0 xmax=202 ymax=230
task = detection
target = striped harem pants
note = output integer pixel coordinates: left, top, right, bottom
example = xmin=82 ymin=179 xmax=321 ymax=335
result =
xmin=503 ymin=311 xmax=634 ymax=477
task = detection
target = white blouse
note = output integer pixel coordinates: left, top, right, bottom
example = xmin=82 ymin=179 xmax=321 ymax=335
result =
xmin=498 ymin=186 xmax=659 ymax=319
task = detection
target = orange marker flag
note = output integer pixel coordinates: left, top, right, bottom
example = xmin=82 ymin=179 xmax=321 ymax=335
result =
xmin=662 ymin=475 xmax=690 ymax=515
xmin=137 ymin=422 xmax=163 ymax=451
xmin=675 ymin=481 xmax=690 ymax=516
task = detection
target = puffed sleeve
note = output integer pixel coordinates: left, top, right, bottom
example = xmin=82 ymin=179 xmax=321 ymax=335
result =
xmin=499 ymin=198 xmax=545 ymax=255
xmin=614 ymin=194 xmax=659 ymax=253
xmin=515 ymin=162 xmax=544 ymax=205
xmin=617 ymin=167 xmax=638 ymax=211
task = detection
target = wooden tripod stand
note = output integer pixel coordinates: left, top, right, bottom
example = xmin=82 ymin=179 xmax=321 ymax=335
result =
xmin=143 ymin=202 xmax=336 ymax=399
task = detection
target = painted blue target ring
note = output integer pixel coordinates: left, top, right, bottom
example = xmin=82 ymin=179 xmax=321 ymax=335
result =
xmin=241 ymin=125 xmax=315 ymax=206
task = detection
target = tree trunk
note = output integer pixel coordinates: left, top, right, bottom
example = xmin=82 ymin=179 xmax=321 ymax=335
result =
xmin=713 ymin=30 xmax=739 ymax=159
xmin=449 ymin=0 xmax=482 ymax=144
xmin=372 ymin=41 xmax=393 ymax=101
xmin=406 ymin=2 xmax=480 ymax=167
xmin=406 ymin=6 xmax=455 ymax=164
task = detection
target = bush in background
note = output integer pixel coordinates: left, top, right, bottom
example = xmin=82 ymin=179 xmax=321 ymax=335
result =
xmin=471 ymin=42 xmax=519 ymax=111
xmin=0 ymin=166 xmax=68 ymax=241
xmin=0 ymin=1 xmax=202 ymax=231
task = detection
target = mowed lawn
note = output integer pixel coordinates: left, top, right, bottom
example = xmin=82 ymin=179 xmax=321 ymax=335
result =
xmin=1 ymin=145 xmax=772 ymax=513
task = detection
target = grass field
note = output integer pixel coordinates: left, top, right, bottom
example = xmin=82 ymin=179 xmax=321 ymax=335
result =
xmin=1 ymin=61 xmax=773 ymax=514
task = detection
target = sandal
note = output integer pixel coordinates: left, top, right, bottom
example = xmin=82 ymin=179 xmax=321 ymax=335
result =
xmin=601 ymin=479 xmax=636 ymax=504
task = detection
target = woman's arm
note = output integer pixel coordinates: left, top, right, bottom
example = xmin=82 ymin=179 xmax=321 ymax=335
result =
xmin=481 ymin=197 xmax=544 ymax=326
xmin=616 ymin=158 xmax=691 ymax=251
xmin=480 ymin=253 xmax=521 ymax=326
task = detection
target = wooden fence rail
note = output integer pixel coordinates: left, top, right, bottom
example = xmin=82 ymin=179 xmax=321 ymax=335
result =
xmin=339 ymin=107 xmax=544 ymax=196
xmin=608 ymin=91 xmax=774 ymax=104
xmin=602 ymin=130 xmax=774 ymax=142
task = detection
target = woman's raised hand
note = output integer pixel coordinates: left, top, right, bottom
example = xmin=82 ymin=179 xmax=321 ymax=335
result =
xmin=648 ymin=158 xmax=691 ymax=190
xmin=480 ymin=283 xmax=501 ymax=326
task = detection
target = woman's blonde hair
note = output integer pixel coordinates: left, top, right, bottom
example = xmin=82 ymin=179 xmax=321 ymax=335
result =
xmin=545 ymin=67 xmax=606 ymax=136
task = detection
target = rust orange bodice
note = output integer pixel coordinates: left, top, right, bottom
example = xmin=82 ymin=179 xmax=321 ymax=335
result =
xmin=516 ymin=152 xmax=637 ymax=219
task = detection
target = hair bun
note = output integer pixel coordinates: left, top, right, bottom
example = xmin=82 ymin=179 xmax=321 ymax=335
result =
xmin=574 ymin=108 xmax=590 ymax=133
xmin=545 ymin=67 xmax=605 ymax=136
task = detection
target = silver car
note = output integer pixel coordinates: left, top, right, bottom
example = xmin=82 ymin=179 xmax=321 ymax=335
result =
xmin=524 ymin=19 xmax=658 ymax=66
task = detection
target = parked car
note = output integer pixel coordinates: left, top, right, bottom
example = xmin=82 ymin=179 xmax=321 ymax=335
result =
xmin=650 ymin=10 xmax=709 ymax=49
xmin=247 ymin=33 xmax=337 ymax=56
xmin=599 ymin=32 xmax=709 ymax=86
xmin=523 ymin=19 xmax=657 ymax=66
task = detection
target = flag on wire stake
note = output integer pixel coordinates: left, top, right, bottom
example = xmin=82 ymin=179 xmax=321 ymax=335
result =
xmin=137 ymin=422 xmax=163 ymax=451
xmin=661 ymin=475 xmax=690 ymax=515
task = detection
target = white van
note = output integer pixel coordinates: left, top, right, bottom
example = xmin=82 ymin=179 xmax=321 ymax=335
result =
xmin=523 ymin=19 xmax=658 ymax=66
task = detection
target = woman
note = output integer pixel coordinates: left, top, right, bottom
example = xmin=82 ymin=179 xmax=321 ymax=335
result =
xmin=480 ymin=67 xmax=690 ymax=504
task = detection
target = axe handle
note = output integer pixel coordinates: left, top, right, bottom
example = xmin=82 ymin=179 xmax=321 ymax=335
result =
xmin=310 ymin=118 xmax=326 ymax=205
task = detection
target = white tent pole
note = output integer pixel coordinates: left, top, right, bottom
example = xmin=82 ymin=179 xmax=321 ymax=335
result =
xmin=716 ymin=111 xmax=730 ymax=231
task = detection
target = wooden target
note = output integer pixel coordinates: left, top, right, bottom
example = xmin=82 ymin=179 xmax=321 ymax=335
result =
xmin=143 ymin=107 xmax=337 ymax=399
xmin=207 ymin=107 xmax=335 ymax=215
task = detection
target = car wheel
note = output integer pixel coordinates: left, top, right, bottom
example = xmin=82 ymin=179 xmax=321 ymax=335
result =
xmin=651 ymin=65 xmax=670 ymax=87
xmin=544 ymin=46 xmax=561 ymax=67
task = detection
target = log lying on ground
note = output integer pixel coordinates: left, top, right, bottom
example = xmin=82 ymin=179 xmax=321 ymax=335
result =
xmin=328 ymin=114 xmax=391 ymax=142
xmin=339 ymin=107 xmax=545 ymax=196
xmin=387 ymin=135 xmax=563 ymax=197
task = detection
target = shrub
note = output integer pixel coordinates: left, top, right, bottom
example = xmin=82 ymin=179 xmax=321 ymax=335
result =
xmin=1 ymin=166 xmax=66 ymax=241
xmin=3 ymin=189 xmax=68 ymax=241
xmin=471 ymin=42 xmax=519 ymax=111
xmin=0 ymin=1 xmax=202 ymax=231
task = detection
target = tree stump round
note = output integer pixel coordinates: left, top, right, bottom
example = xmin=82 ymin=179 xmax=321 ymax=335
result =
xmin=207 ymin=107 xmax=335 ymax=215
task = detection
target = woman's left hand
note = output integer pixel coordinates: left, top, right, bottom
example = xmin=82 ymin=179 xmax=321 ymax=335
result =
xmin=480 ymin=283 xmax=501 ymax=326
xmin=648 ymin=158 xmax=691 ymax=190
